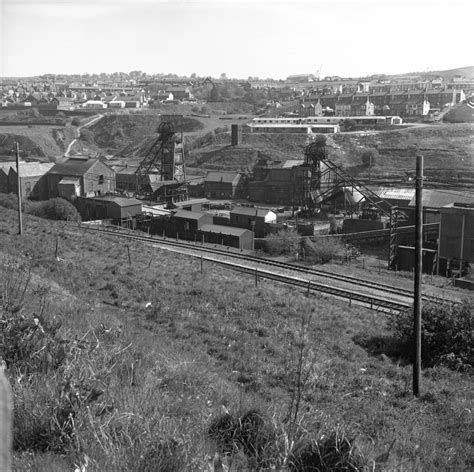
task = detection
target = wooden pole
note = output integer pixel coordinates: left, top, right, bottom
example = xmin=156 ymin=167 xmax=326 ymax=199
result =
xmin=200 ymin=255 xmax=203 ymax=275
xmin=55 ymin=236 xmax=59 ymax=259
xmin=15 ymin=143 xmax=23 ymax=236
xmin=0 ymin=369 xmax=13 ymax=472
xmin=126 ymin=244 xmax=131 ymax=265
xmin=255 ymin=267 xmax=258 ymax=287
xmin=413 ymin=154 xmax=423 ymax=397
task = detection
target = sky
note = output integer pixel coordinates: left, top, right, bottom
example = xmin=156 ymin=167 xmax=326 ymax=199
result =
xmin=1 ymin=0 xmax=473 ymax=79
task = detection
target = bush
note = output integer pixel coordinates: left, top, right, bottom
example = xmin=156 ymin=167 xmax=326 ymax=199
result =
xmin=301 ymin=237 xmax=345 ymax=264
xmin=80 ymin=128 xmax=94 ymax=143
xmin=0 ymin=195 xmax=80 ymax=222
xmin=71 ymin=117 xmax=81 ymax=126
xmin=265 ymin=228 xmax=300 ymax=256
xmin=288 ymin=427 xmax=367 ymax=472
xmin=208 ymin=409 xmax=277 ymax=468
xmin=0 ymin=193 xmax=20 ymax=210
xmin=30 ymin=198 xmax=81 ymax=222
xmin=389 ymin=300 xmax=473 ymax=369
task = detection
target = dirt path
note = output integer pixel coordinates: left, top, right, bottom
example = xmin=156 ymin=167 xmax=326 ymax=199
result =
xmin=65 ymin=114 xmax=104 ymax=157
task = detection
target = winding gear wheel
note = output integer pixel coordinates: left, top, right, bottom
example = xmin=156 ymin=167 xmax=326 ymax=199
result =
xmin=157 ymin=121 xmax=175 ymax=141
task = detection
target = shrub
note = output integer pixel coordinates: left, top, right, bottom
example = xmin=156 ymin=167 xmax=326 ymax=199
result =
xmin=265 ymin=228 xmax=300 ymax=256
xmin=80 ymin=128 xmax=94 ymax=143
xmin=28 ymin=198 xmax=81 ymax=222
xmin=301 ymin=237 xmax=345 ymax=264
xmin=288 ymin=427 xmax=367 ymax=472
xmin=389 ymin=300 xmax=473 ymax=369
xmin=208 ymin=408 xmax=277 ymax=468
xmin=0 ymin=195 xmax=80 ymax=222
xmin=71 ymin=117 xmax=81 ymax=126
xmin=0 ymin=193 xmax=21 ymax=211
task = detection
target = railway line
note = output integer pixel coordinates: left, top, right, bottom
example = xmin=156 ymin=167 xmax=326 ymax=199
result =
xmin=78 ymin=224 xmax=458 ymax=313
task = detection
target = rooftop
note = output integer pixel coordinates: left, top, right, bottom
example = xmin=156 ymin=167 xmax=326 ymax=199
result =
xmin=13 ymin=162 xmax=54 ymax=178
xmin=200 ymin=224 xmax=251 ymax=237
xmin=49 ymin=158 xmax=103 ymax=176
xmin=172 ymin=209 xmax=207 ymax=220
xmin=409 ymin=189 xmax=474 ymax=209
xmin=230 ymin=206 xmax=274 ymax=217
xmin=378 ymin=187 xmax=416 ymax=201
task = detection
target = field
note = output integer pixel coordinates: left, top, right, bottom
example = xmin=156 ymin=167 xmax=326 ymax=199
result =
xmin=0 ymin=206 xmax=472 ymax=471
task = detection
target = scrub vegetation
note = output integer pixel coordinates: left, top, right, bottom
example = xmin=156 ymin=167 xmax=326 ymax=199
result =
xmin=0 ymin=206 xmax=472 ymax=471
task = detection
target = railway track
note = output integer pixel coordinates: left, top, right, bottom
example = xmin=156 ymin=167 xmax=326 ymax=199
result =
xmin=78 ymin=224 xmax=456 ymax=313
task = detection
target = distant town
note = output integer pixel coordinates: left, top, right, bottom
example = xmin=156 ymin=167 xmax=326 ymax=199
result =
xmin=1 ymin=68 xmax=473 ymax=122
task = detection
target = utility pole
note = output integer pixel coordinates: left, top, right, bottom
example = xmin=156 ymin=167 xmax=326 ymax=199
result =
xmin=413 ymin=154 xmax=423 ymax=397
xmin=15 ymin=143 xmax=23 ymax=235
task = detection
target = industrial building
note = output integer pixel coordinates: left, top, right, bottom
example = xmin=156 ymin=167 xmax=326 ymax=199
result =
xmin=75 ymin=196 xmax=142 ymax=227
xmin=204 ymin=172 xmax=242 ymax=199
xmin=229 ymin=207 xmax=277 ymax=238
xmin=47 ymin=157 xmax=116 ymax=199
xmin=1 ymin=162 xmax=53 ymax=200
xmin=198 ymin=224 xmax=254 ymax=250
xmin=247 ymin=122 xmax=340 ymax=134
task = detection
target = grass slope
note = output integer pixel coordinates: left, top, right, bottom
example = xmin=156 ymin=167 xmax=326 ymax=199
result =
xmin=0 ymin=207 xmax=472 ymax=471
xmin=0 ymin=126 xmax=69 ymax=158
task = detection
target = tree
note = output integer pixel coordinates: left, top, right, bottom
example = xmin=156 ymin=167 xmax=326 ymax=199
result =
xmin=342 ymin=119 xmax=356 ymax=131
xmin=220 ymin=72 xmax=227 ymax=80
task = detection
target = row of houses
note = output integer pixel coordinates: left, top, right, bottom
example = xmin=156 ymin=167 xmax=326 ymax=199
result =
xmin=1 ymin=81 xmax=196 ymax=110
xmin=300 ymin=89 xmax=465 ymax=117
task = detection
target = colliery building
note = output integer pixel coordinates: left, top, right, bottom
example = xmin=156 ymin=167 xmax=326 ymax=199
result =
xmin=76 ymin=196 xmax=142 ymax=228
xmin=0 ymin=162 xmax=53 ymax=200
xmin=47 ymin=157 xmax=116 ymax=199
xmin=204 ymin=171 xmax=242 ymax=199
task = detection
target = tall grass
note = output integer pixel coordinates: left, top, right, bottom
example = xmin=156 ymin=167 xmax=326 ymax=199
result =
xmin=0 ymin=207 xmax=472 ymax=470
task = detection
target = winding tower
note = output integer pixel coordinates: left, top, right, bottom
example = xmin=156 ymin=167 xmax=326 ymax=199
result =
xmin=134 ymin=121 xmax=188 ymax=203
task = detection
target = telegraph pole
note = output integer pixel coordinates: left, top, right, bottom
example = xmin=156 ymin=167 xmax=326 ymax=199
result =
xmin=15 ymin=143 xmax=23 ymax=235
xmin=413 ymin=154 xmax=423 ymax=397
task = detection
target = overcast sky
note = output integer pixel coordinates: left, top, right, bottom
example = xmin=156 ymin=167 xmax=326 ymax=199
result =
xmin=1 ymin=0 xmax=473 ymax=79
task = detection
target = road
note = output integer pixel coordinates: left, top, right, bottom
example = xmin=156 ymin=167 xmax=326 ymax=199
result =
xmin=65 ymin=114 xmax=104 ymax=157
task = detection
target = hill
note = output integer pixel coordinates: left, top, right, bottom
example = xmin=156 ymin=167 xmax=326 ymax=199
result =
xmin=0 ymin=125 xmax=75 ymax=159
xmin=0 ymin=206 xmax=472 ymax=470
xmin=186 ymin=123 xmax=474 ymax=184
xmin=87 ymin=114 xmax=205 ymax=154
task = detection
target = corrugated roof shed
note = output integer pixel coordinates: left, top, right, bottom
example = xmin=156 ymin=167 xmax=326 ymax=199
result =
xmin=409 ymin=189 xmax=474 ymax=208
xmin=200 ymin=224 xmax=251 ymax=237
xmin=378 ymin=187 xmax=415 ymax=201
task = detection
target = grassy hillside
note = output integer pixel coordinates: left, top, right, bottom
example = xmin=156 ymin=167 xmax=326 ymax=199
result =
xmin=329 ymin=123 xmax=474 ymax=181
xmin=187 ymin=123 xmax=474 ymax=182
xmin=0 ymin=206 xmax=472 ymax=471
xmin=0 ymin=125 xmax=75 ymax=159
xmin=87 ymin=114 xmax=204 ymax=154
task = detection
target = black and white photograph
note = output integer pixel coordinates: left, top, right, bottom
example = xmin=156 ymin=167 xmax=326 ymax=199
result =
xmin=0 ymin=0 xmax=473 ymax=470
